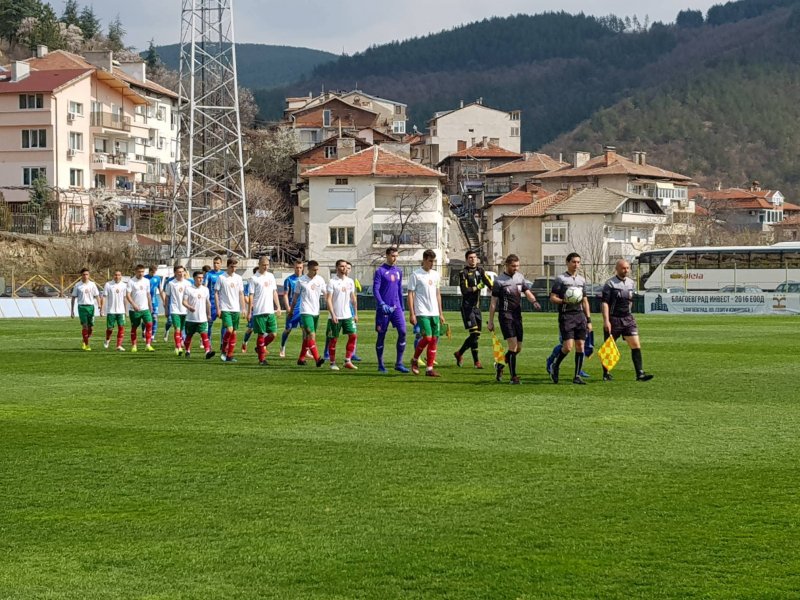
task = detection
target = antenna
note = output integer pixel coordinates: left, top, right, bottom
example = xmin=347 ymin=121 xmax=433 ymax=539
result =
xmin=173 ymin=0 xmax=249 ymax=259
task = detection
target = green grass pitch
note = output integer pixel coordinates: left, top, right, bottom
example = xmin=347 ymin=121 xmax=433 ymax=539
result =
xmin=1 ymin=314 xmax=798 ymax=599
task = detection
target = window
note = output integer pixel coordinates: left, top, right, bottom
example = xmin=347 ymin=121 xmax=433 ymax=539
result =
xmin=625 ymin=200 xmax=643 ymax=213
xmin=510 ymin=127 xmax=520 ymax=137
xmin=156 ymin=107 xmax=166 ymax=121
xmin=327 ymin=188 xmax=356 ymax=210
xmin=158 ymin=137 xmax=165 ymax=150
xmin=510 ymin=111 xmax=521 ymax=121
xmin=22 ymin=167 xmax=46 ymax=186
xmin=329 ymin=226 xmax=355 ymax=246
xmin=324 ymin=146 xmax=337 ymax=159
xmin=543 ymin=222 xmax=567 ymax=243
xmin=323 ymin=109 xmax=332 ymax=127
xmin=68 ymin=206 xmax=84 ymax=224
xmin=94 ymin=174 xmax=107 ymax=188
xmin=21 ymin=129 xmax=47 ymax=148
xmin=544 ymin=221 xmax=569 ymax=244
xmin=69 ymin=132 xmax=83 ymax=151
xmin=430 ymin=126 xmax=437 ymax=137
xmin=94 ymin=138 xmax=108 ymax=153
xmin=19 ymin=94 xmax=43 ymax=109
xmin=69 ymin=169 xmax=83 ymax=187
xmin=394 ymin=104 xmax=403 ymax=114
xmin=68 ymin=101 xmax=84 ymax=116
xmin=489 ymin=137 xmax=500 ymax=146
xmin=116 ymin=213 xmax=128 ymax=227
xmin=392 ymin=120 xmax=406 ymax=134
xmin=543 ymin=255 xmax=564 ymax=266
xmin=372 ymin=223 xmax=437 ymax=246
xmin=335 ymin=178 xmax=348 ymax=185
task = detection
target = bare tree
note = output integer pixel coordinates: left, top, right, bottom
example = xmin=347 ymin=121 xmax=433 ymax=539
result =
xmin=245 ymin=175 xmax=296 ymax=261
xmin=245 ymin=128 xmax=298 ymax=193
xmin=570 ymin=222 xmax=614 ymax=283
xmin=365 ymin=185 xmax=437 ymax=263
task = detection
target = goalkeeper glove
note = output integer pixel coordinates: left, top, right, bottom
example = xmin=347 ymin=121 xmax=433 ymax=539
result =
xmin=380 ymin=303 xmax=394 ymax=315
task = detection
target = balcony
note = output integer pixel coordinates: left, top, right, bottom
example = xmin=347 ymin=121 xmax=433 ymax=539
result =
xmin=91 ymin=111 xmax=131 ymax=132
xmin=92 ymin=152 xmax=129 ymax=170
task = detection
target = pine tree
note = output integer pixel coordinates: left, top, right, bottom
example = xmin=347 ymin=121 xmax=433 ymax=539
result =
xmin=62 ymin=0 xmax=79 ymax=27
xmin=77 ymin=5 xmax=100 ymax=40
xmin=144 ymin=39 xmax=161 ymax=71
xmin=0 ymin=0 xmax=41 ymax=44
xmin=107 ymin=14 xmax=125 ymax=52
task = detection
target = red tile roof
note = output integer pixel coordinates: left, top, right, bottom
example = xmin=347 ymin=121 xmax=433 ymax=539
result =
xmin=505 ymin=191 xmax=570 ymax=217
xmin=0 ymin=68 xmax=91 ymax=93
xmin=696 ymin=188 xmax=798 ymax=211
xmin=490 ymin=184 xmax=554 ymax=206
xmin=302 ymin=146 xmax=444 ymax=179
xmin=538 ymin=151 xmax=691 ymax=181
xmin=444 ymin=141 xmax=522 ymax=161
xmin=773 ymin=214 xmax=800 ymax=226
xmin=484 ymin=153 xmax=567 ymax=175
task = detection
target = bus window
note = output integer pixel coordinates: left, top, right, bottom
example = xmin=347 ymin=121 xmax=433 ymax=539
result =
xmin=696 ymin=252 xmax=720 ymax=268
xmin=751 ymin=252 xmax=782 ymax=268
xmin=637 ymin=251 xmax=668 ymax=285
xmin=783 ymin=250 xmax=800 ymax=268
xmin=720 ymin=252 xmax=751 ymax=268
xmin=670 ymin=251 xmax=695 ymax=268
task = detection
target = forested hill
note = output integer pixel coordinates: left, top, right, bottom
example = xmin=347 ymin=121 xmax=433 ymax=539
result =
xmin=253 ymin=0 xmax=800 ymax=197
xmin=154 ymin=43 xmax=337 ymax=90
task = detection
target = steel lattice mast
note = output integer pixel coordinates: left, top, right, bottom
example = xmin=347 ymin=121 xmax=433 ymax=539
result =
xmin=173 ymin=0 xmax=249 ymax=259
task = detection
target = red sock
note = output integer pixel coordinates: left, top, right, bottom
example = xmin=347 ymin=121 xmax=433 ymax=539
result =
xmin=227 ymin=331 xmax=237 ymax=358
xmin=345 ymin=334 xmax=357 ymax=360
xmin=200 ymin=332 xmax=211 ymax=352
xmin=426 ymin=337 xmax=438 ymax=368
xmin=117 ymin=326 xmax=124 ymax=347
xmin=256 ymin=334 xmax=266 ymax=362
xmin=82 ymin=327 xmax=89 ymax=345
xmin=298 ymin=338 xmax=308 ymax=362
xmin=131 ymin=328 xmax=138 ymax=346
xmin=222 ymin=330 xmax=229 ymax=350
xmin=145 ymin=322 xmax=153 ymax=345
xmin=105 ymin=328 xmax=113 ymax=342
xmin=87 ymin=326 xmax=93 ymax=340
xmin=328 ymin=338 xmax=338 ymax=363
xmin=184 ymin=335 xmax=193 ymax=353
xmin=174 ymin=329 xmax=183 ymax=350
xmin=264 ymin=333 xmax=275 ymax=348
xmin=414 ymin=336 xmax=430 ymax=361
xmin=307 ymin=338 xmax=320 ymax=361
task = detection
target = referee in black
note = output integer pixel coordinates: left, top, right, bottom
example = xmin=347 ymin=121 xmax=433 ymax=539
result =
xmin=454 ymin=250 xmax=494 ymax=369
xmin=549 ymin=252 xmax=593 ymax=384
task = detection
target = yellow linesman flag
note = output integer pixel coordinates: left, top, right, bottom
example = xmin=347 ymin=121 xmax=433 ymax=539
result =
xmin=445 ymin=322 xmax=452 ymax=340
xmin=491 ymin=331 xmax=506 ymax=366
xmin=597 ymin=335 xmax=621 ymax=371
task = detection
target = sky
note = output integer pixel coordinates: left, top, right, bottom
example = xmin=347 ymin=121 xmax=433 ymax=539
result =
xmin=78 ymin=0 xmax=721 ymax=54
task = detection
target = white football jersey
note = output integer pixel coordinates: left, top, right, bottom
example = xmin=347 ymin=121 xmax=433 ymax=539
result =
xmin=296 ymin=274 xmax=326 ymax=316
xmin=103 ymin=281 xmax=127 ymax=314
xmin=72 ymin=280 xmax=100 ymax=306
xmin=165 ymin=278 xmax=189 ymax=315
xmin=326 ymin=275 xmax=355 ymax=320
xmin=249 ymin=271 xmax=278 ymax=315
xmin=215 ymin=272 xmax=244 ymax=312
xmin=408 ymin=268 xmax=441 ymax=317
xmin=184 ymin=285 xmax=210 ymax=323
xmin=127 ymin=276 xmax=151 ymax=310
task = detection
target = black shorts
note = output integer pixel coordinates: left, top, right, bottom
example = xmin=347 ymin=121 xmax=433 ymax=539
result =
xmin=559 ymin=311 xmax=587 ymax=341
xmin=610 ymin=314 xmax=638 ymax=338
xmin=499 ymin=313 xmax=523 ymax=341
xmin=461 ymin=306 xmax=481 ymax=331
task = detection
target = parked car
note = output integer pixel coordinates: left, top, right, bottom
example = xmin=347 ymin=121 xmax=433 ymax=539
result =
xmin=718 ymin=285 xmax=763 ymax=294
xmin=645 ymin=286 xmax=688 ymax=294
xmin=1 ymin=286 xmax=35 ymax=298
xmin=775 ymin=281 xmax=800 ymax=293
xmin=33 ymin=284 xmax=61 ymax=298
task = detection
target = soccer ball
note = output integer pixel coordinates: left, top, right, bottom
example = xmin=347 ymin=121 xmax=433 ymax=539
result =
xmin=565 ymin=286 xmax=584 ymax=304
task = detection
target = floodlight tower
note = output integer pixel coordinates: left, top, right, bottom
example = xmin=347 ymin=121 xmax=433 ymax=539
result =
xmin=174 ymin=0 xmax=249 ymax=258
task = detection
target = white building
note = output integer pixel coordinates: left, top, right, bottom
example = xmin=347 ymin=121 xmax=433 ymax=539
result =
xmin=301 ymin=146 xmax=448 ymax=270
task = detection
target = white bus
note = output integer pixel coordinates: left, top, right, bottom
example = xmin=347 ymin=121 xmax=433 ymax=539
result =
xmin=637 ymin=243 xmax=800 ymax=291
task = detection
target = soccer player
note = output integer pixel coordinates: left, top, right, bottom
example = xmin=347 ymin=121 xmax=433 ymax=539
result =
xmin=373 ymin=247 xmax=410 ymax=373
xmin=288 ymin=259 xmax=326 ymax=367
xmin=203 ymin=255 xmax=224 ymax=346
xmin=549 ymin=252 xmax=593 ymax=385
xmin=102 ymin=269 xmax=127 ymax=351
xmin=279 ymin=260 xmax=304 ymax=358
xmin=601 ymin=258 xmax=654 ymax=382
xmin=249 ymin=256 xmax=282 ymax=366
xmin=182 ymin=270 xmax=215 ymax=360
xmin=165 ymin=265 xmax=190 ymax=356
xmin=241 ymin=266 xmax=259 ymax=353
xmin=145 ymin=265 xmax=164 ymax=340
xmin=126 ymin=264 xmax=155 ymax=352
xmin=215 ymin=257 xmax=247 ymax=363
xmin=325 ymin=259 xmax=359 ymax=371
xmin=487 ymin=254 xmax=541 ymax=384
xmin=324 ymin=261 xmax=362 ymax=362
xmin=454 ymin=250 xmax=494 ymax=369
xmin=71 ymin=267 xmax=101 ymax=350
xmin=408 ymin=249 xmax=446 ymax=377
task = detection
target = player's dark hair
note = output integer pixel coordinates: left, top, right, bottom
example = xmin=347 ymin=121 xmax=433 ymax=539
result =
xmin=80 ymin=267 xmax=89 ymax=274
xmin=345 ymin=261 xmax=352 ymax=267
xmin=294 ymin=259 xmax=304 ymax=265
xmin=135 ymin=264 xmax=145 ymax=270
xmin=252 ymin=266 xmax=259 ymax=274
xmin=202 ymin=265 xmax=211 ymax=273
xmin=335 ymin=259 xmax=346 ymax=268
xmin=193 ymin=271 xmax=203 ymax=278
xmin=149 ymin=265 xmax=157 ymax=272
xmin=213 ymin=255 xmax=222 ymax=261
xmin=465 ymin=250 xmax=477 ymax=260
xmin=226 ymin=257 xmax=238 ymax=267
xmin=566 ymin=252 xmax=581 ymax=263
xmin=504 ymin=254 xmax=520 ymax=265
xmin=307 ymin=260 xmax=319 ymax=269
xmin=173 ymin=263 xmax=183 ymax=272
xmin=422 ymin=249 xmax=436 ymax=261
xmin=385 ymin=247 xmax=399 ymax=256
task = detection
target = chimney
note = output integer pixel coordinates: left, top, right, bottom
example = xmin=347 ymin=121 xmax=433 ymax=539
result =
xmin=82 ymin=51 xmax=114 ymax=72
xmin=558 ymin=152 xmax=563 ymax=163
xmin=715 ymin=181 xmax=722 ymax=191
xmin=603 ymin=145 xmax=617 ymax=166
xmin=11 ymin=61 xmax=30 ymax=82
xmin=460 ymin=100 xmax=464 ymax=109
xmin=572 ymin=151 xmax=590 ymax=168
xmin=632 ymin=151 xmax=647 ymax=165
xmin=457 ymin=140 xmax=467 ymax=152
xmin=336 ymin=136 xmax=356 ymax=158
xmin=524 ymin=151 xmax=533 ymax=160
xmin=751 ymin=180 xmax=761 ymax=192
xmin=482 ymin=136 xmax=488 ymax=146
xmin=118 ymin=60 xmax=146 ymax=82
xmin=36 ymin=45 xmax=48 ymax=58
